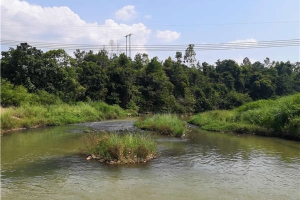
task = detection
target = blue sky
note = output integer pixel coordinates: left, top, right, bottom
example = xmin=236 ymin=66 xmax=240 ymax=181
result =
xmin=1 ymin=0 xmax=299 ymax=64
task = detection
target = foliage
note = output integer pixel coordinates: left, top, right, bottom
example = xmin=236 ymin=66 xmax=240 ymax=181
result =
xmin=1 ymin=43 xmax=300 ymax=114
xmin=184 ymin=44 xmax=196 ymax=67
xmin=135 ymin=114 xmax=186 ymax=137
xmin=82 ymin=132 xmax=156 ymax=163
xmin=189 ymin=94 xmax=300 ymax=139
xmin=1 ymin=79 xmax=62 ymax=107
xmin=1 ymin=79 xmax=30 ymax=107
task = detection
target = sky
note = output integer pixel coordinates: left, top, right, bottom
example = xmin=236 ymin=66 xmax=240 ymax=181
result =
xmin=1 ymin=0 xmax=299 ymax=65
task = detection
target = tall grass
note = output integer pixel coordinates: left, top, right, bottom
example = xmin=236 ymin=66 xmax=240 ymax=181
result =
xmin=189 ymin=93 xmax=300 ymax=140
xmin=1 ymin=102 xmax=127 ymax=132
xmin=82 ymin=132 xmax=156 ymax=164
xmin=135 ymin=114 xmax=186 ymax=137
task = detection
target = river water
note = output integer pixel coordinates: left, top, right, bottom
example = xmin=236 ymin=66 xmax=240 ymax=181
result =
xmin=1 ymin=120 xmax=300 ymax=200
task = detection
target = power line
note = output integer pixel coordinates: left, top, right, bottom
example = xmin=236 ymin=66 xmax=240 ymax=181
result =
xmin=1 ymin=39 xmax=299 ymax=52
xmin=1 ymin=20 xmax=299 ymax=28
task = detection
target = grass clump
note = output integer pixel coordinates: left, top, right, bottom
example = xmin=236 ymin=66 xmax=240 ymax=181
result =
xmin=82 ymin=132 xmax=156 ymax=164
xmin=135 ymin=114 xmax=186 ymax=137
xmin=189 ymin=93 xmax=300 ymax=140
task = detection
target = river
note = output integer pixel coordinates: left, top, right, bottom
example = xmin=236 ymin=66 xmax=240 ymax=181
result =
xmin=1 ymin=120 xmax=300 ymax=200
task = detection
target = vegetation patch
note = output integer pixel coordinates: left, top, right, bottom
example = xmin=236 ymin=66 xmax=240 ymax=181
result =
xmin=135 ymin=114 xmax=186 ymax=137
xmin=1 ymin=102 xmax=127 ymax=133
xmin=82 ymin=132 xmax=157 ymax=164
xmin=189 ymin=94 xmax=300 ymax=140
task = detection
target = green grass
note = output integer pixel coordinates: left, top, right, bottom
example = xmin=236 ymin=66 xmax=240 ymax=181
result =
xmin=135 ymin=114 xmax=186 ymax=137
xmin=189 ymin=93 xmax=300 ymax=140
xmin=82 ymin=132 xmax=156 ymax=164
xmin=1 ymin=102 xmax=127 ymax=132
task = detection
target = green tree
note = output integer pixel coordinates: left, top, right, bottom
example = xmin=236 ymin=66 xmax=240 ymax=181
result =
xmin=163 ymin=57 xmax=195 ymax=112
xmin=242 ymin=57 xmax=251 ymax=66
xmin=249 ymin=73 xmax=276 ymax=100
xmin=105 ymin=54 xmax=140 ymax=109
xmin=184 ymin=44 xmax=196 ymax=67
xmin=77 ymin=61 xmax=108 ymax=101
xmin=175 ymin=51 xmax=182 ymax=63
xmin=139 ymin=58 xmax=176 ymax=112
xmin=274 ymin=61 xmax=294 ymax=95
xmin=1 ymin=43 xmax=44 ymax=89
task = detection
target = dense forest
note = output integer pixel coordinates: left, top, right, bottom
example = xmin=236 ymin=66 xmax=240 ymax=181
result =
xmin=1 ymin=43 xmax=300 ymax=113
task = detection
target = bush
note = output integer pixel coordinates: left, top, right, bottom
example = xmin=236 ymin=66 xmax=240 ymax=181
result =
xmin=1 ymin=79 xmax=30 ymax=107
xmin=284 ymin=117 xmax=300 ymax=139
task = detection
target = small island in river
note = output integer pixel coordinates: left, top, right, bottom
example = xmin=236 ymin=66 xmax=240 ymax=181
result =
xmin=82 ymin=132 xmax=157 ymax=164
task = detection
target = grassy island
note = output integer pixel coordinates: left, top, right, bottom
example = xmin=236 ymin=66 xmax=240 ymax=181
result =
xmin=82 ymin=132 xmax=157 ymax=164
xmin=135 ymin=114 xmax=186 ymax=137
xmin=189 ymin=94 xmax=300 ymax=140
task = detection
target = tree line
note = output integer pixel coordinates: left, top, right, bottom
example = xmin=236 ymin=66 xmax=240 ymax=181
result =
xmin=1 ymin=43 xmax=299 ymax=113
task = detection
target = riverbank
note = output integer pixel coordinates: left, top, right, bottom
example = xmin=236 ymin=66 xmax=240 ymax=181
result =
xmin=189 ymin=93 xmax=300 ymax=140
xmin=0 ymin=102 xmax=128 ymax=134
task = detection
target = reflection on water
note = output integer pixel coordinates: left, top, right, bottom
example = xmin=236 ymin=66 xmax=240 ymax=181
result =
xmin=1 ymin=123 xmax=300 ymax=200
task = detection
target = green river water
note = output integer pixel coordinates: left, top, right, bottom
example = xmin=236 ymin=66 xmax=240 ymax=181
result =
xmin=1 ymin=120 xmax=300 ymax=200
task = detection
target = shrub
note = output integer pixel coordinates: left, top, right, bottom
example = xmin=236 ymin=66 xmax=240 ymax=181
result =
xmin=284 ymin=117 xmax=300 ymax=139
xmin=1 ymin=79 xmax=30 ymax=107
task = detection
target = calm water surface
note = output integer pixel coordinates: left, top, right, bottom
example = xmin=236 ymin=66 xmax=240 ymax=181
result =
xmin=1 ymin=120 xmax=300 ymax=200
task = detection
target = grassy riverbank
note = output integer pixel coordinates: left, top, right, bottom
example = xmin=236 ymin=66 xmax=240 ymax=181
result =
xmin=135 ymin=114 xmax=186 ymax=137
xmin=82 ymin=132 xmax=156 ymax=164
xmin=1 ymin=102 xmax=127 ymax=133
xmin=189 ymin=93 xmax=300 ymax=140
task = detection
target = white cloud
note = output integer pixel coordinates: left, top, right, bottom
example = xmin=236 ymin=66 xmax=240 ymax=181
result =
xmin=115 ymin=5 xmax=136 ymax=22
xmin=231 ymin=38 xmax=258 ymax=43
xmin=1 ymin=0 xmax=151 ymax=56
xmin=156 ymin=30 xmax=181 ymax=43
xmin=229 ymin=38 xmax=258 ymax=48
xmin=144 ymin=14 xmax=152 ymax=19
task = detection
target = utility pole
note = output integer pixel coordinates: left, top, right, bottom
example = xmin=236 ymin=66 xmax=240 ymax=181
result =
xmin=124 ymin=33 xmax=133 ymax=57
xmin=128 ymin=33 xmax=133 ymax=58
xmin=124 ymin=35 xmax=128 ymax=56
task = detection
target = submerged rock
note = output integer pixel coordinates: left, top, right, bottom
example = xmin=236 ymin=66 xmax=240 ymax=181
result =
xmin=86 ymin=156 xmax=93 ymax=160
